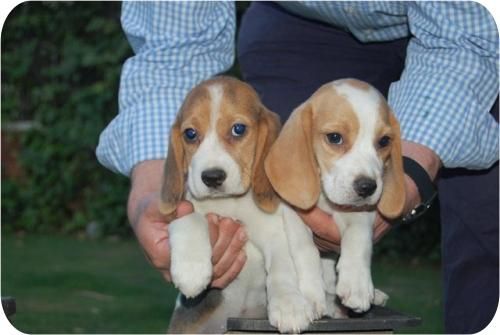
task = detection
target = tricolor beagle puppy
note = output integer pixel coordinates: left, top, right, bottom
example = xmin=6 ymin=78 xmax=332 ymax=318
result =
xmin=160 ymin=76 xmax=326 ymax=333
xmin=265 ymin=78 xmax=406 ymax=314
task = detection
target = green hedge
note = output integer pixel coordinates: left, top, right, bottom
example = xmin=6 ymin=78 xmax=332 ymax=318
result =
xmin=2 ymin=2 xmax=131 ymax=235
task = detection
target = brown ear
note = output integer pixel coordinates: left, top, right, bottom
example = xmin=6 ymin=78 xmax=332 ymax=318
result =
xmin=159 ymin=120 xmax=186 ymax=215
xmin=252 ymin=105 xmax=281 ymax=213
xmin=377 ymin=111 xmax=406 ymax=219
xmin=264 ymin=102 xmax=320 ymax=210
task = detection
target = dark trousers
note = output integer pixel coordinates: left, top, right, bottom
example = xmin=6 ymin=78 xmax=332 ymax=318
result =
xmin=237 ymin=2 xmax=499 ymax=333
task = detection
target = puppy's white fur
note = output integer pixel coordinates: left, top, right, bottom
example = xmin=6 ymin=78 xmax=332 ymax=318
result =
xmin=322 ymin=83 xmax=384 ymax=207
xmin=163 ymin=77 xmax=326 ymax=333
xmin=187 ymin=84 xmax=245 ymax=199
xmin=320 ymin=82 xmax=384 ymax=312
xmin=187 ymin=130 xmax=245 ymax=198
xmin=266 ymin=78 xmax=405 ymax=315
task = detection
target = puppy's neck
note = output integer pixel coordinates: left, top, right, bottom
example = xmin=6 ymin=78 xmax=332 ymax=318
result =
xmin=317 ymin=193 xmax=376 ymax=215
xmin=186 ymin=188 xmax=250 ymax=202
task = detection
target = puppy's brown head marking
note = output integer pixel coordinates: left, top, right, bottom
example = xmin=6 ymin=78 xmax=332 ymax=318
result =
xmin=160 ymin=76 xmax=281 ymax=215
xmin=265 ymin=78 xmax=405 ymax=218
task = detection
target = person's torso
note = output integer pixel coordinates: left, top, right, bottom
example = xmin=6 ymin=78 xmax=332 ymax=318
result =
xmin=279 ymin=1 xmax=410 ymax=42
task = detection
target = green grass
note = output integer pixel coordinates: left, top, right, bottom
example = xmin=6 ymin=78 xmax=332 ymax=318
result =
xmin=1 ymin=233 xmax=443 ymax=333
xmin=1 ymin=234 xmax=179 ymax=333
xmin=372 ymin=257 xmax=444 ymax=333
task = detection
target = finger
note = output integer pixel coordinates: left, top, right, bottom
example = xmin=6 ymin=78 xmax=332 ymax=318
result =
xmin=136 ymin=219 xmax=171 ymax=272
xmin=206 ymin=213 xmax=220 ymax=248
xmin=298 ymin=207 xmax=341 ymax=244
xmin=176 ymin=200 xmax=194 ymax=218
xmin=161 ymin=270 xmax=172 ymax=283
xmin=211 ymin=218 xmax=241 ymax=264
xmin=137 ymin=194 xmax=168 ymax=224
xmin=211 ymin=250 xmax=247 ymax=289
xmin=313 ymin=234 xmax=341 ymax=253
xmin=212 ymin=226 xmax=248 ymax=279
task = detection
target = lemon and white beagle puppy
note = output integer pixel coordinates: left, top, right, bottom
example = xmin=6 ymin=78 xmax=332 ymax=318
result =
xmin=160 ymin=76 xmax=326 ymax=333
xmin=265 ymin=78 xmax=406 ymax=314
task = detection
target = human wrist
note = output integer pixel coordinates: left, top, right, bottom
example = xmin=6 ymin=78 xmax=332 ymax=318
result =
xmin=403 ymin=174 xmax=420 ymax=213
xmin=128 ymin=159 xmax=165 ymax=224
xmin=401 ymin=141 xmax=441 ymax=182
xmin=130 ymin=159 xmax=165 ymax=195
xmin=397 ymin=141 xmax=441 ymax=224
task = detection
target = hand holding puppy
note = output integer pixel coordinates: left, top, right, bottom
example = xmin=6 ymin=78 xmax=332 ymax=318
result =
xmin=297 ymin=175 xmax=417 ymax=253
xmin=299 ymin=141 xmax=441 ymax=253
xmin=127 ymin=160 xmax=246 ymax=288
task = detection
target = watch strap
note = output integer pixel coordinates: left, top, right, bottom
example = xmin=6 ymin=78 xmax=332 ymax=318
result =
xmin=403 ymin=156 xmax=436 ymax=202
xmin=392 ymin=156 xmax=437 ymax=225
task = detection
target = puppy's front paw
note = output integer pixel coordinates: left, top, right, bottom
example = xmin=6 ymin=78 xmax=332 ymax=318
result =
xmin=168 ymin=213 xmax=212 ymax=298
xmin=300 ymin=279 xmax=327 ymax=319
xmin=268 ymin=291 xmax=313 ymax=333
xmin=170 ymin=256 xmax=212 ymax=298
xmin=336 ymin=266 xmax=374 ymax=313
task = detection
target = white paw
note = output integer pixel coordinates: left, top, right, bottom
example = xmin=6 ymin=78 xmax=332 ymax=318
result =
xmin=373 ymin=288 xmax=389 ymax=306
xmin=300 ymin=279 xmax=327 ymax=319
xmin=324 ymin=292 xmax=348 ymax=319
xmin=268 ymin=291 xmax=314 ymax=333
xmin=321 ymin=257 xmax=337 ymax=296
xmin=170 ymin=257 xmax=212 ymax=298
xmin=336 ymin=266 xmax=374 ymax=313
xmin=168 ymin=213 xmax=212 ymax=298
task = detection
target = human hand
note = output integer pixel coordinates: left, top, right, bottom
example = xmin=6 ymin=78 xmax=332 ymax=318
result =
xmin=297 ymin=174 xmax=418 ymax=253
xmin=127 ymin=160 xmax=247 ymax=288
xmin=206 ymin=213 xmax=248 ymax=288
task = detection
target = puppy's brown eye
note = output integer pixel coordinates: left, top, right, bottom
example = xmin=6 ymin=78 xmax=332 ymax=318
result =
xmin=326 ymin=132 xmax=343 ymax=145
xmin=378 ymin=135 xmax=391 ymax=148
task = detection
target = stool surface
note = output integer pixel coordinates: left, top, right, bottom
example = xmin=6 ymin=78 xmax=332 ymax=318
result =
xmin=227 ymin=305 xmax=421 ymax=333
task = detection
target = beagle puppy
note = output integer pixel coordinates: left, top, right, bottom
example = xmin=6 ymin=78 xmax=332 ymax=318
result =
xmin=160 ymin=76 xmax=326 ymax=333
xmin=265 ymin=78 xmax=406 ymax=314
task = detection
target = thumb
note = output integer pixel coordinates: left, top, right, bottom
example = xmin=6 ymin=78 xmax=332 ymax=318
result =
xmin=176 ymin=200 xmax=194 ymax=218
xmin=297 ymin=206 xmax=341 ymax=243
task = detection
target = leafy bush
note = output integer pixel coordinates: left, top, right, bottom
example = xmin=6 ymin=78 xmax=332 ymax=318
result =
xmin=2 ymin=2 xmax=131 ymax=235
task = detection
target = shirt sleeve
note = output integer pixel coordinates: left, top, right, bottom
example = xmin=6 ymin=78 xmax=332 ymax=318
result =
xmin=96 ymin=2 xmax=236 ymax=176
xmin=388 ymin=2 xmax=499 ymax=169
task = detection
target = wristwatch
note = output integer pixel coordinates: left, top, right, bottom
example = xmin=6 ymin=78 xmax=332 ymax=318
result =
xmin=393 ymin=156 xmax=438 ymax=225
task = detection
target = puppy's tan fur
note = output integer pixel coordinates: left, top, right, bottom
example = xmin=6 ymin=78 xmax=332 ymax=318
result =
xmin=265 ymin=78 xmax=405 ymax=314
xmin=161 ymin=76 xmax=280 ymax=215
xmin=265 ymin=80 xmax=405 ymax=218
xmin=161 ymin=77 xmax=327 ymax=333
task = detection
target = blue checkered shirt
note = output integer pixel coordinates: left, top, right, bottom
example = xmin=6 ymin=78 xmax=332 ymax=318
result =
xmin=96 ymin=1 xmax=499 ymax=176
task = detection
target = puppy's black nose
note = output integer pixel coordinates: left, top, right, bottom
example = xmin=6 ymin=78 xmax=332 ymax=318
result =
xmin=201 ymin=168 xmax=227 ymax=188
xmin=353 ymin=177 xmax=377 ymax=198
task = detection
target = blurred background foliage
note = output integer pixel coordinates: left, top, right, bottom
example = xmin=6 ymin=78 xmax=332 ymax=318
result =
xmin=1 ymin=1 xmax=440 ymax=260
xmin=2 ymin=2 xmax=131 ymax=236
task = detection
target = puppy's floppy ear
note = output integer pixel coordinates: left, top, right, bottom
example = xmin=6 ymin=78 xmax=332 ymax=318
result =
xmin=264 ymin=102 xmax=320 ymax=210
xmin=377 ymin=111 xmax=406 ymax=219
xmin=252 ymin=105 xmax=281 ymax=213
xmin=160 ymin=119 xmax=186 ymax=215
